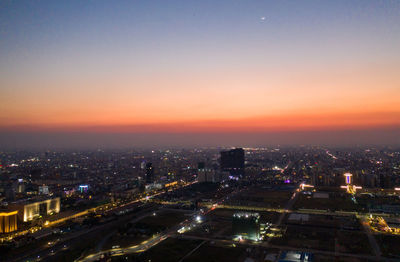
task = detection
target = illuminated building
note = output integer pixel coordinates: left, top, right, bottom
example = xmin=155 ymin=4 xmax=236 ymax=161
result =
xmin=197 ymin=162 xmax=218 ymax=182
xmin=341 ymin=173 xmax=362 ymax=194
xmin=220 ymin=148 xmax=245 ymax=178
xmin=385 ymin=218 xmax=400 ymax=233
xmin=145 ymin=183 xmax=162 ymax=192
xmin=164 ymin=181 xmax=178 ymax=188
xmin=63 ymin=188 xmax=76 ymax=197
xmin=145 ymin=163 xmax=154 ymax=184
xmin=39 ymin=185 xmax=49 ymax=195
xmin=344 ymin=173 xmax=352 ymax=185
xmin=279 ymin=251 xmax=313 ymax=262
xmin=197 ymin=162 xmax=207 ymax=182
xmin=232 ymin=212 xmax=260 ymax=241
xmin=0 ymin=210 xmax=18 ymax=233
xmin=300 ymin=183 xmax=314 ymax=190
xmin=10 ymin=197 xmax=60 ymax=222
xmin=79 ymin=185 xmax=89 ymax=193
xmin=16 ymin=181 xmax=25 ymax=194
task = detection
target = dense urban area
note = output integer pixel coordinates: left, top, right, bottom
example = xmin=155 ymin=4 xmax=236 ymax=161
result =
xmin=1 ymin=147 xmax=400 ymax=262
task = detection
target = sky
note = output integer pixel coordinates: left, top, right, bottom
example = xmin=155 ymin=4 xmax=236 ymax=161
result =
xmin=0 ymin=0 xmax=400 ymax=148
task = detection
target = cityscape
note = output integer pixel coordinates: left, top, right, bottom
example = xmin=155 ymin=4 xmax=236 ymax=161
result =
xmin=1 ymin=147 xmax=400 ymax=261
xmin=1 ymin=1 xmax=400 ymax=262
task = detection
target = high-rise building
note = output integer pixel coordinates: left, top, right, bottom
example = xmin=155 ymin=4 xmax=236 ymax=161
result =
xmin=197 ymin=162 xmax=219 ymax=183
xmin=140 ymin=161 xmax=146 ymax=170
xmin=145 ymin=163 xmax=154 ymax=184
xmin=220 ymin=148 xmax=245 ymax=178
xmin=198 ymin=162 xmax=205 ymax=170
xmin=197 ymin=162 xmax=207 ymax=182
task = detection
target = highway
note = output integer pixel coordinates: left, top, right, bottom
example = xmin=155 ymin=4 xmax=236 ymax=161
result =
xmin=203 ymin=203 xmax=392 ymax=218
xmin=78 ymin=234 xmax=168 ymax=262
xmin=16 ymin=203 xmax=156 ymax=262
xmin=41 ymin=180 xmax=198 ymax=229
xmin=77 ymin=211 xmax=199 ymax=262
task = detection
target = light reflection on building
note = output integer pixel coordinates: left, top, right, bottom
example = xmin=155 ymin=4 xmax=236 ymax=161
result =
xmin=0 ymin=211 xmax=18 ymax=233
xmin=10 ymin=198 xmax=61 ymax=222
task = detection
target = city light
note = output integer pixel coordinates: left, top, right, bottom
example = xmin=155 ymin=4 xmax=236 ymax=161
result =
xmin=300 ymin=183 xmax=314 ymax=190
xmin=344 ymin=173 xmax=352 ymax=185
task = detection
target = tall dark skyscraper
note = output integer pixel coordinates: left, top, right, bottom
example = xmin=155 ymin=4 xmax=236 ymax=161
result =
xmin=198 ymin=162 xmax=205 ymax=170
xmin=220 ymin=148 xmax=245 ymax=178
xmin=145 ymin=163 xmax=154 ymax=184
xmin=197 ymin=162 xmax=208 ymax=182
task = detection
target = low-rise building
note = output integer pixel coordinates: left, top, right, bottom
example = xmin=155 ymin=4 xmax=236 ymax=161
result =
xmin=9 ymin=197 xmax=60 ymax=222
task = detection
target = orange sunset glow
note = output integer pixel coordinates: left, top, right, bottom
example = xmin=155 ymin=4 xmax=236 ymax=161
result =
xmin=1 ymin=64 xmax=399 ymax=132
xmin=1 ymin=1 xmax=400 ymax=147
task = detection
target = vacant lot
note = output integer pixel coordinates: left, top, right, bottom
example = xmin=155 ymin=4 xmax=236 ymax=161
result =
xmin=185 ymin=242 xmax=247 ymax=262
xmin=294 ymin=192 xmax=360 ymax=212
xmin=130 ymin=210 xmax=188 ymax=235
xmin=284 ymin=213 xmax=361 ymax=231
xmin=376 ymin=234 xmax=400 ymax=258
xmin=271 ymin=225 xmax=336 ymax=251
xmin=336 ymin=231 xmax=372 ymax=255
xmin=228 ymin=190 xmax=292 ymax=208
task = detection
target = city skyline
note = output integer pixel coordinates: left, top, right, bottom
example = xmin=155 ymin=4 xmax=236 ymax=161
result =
xmin=1 ymin=2 xmax=400 ymax=259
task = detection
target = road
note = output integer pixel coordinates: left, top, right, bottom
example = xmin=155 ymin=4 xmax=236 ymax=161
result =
xmin=44 ymin=181 xmax=197 ymax=228
xmin=78 ymin=212 xmax=197 ymax=262
xmin=14 ymin=182 xmax=197 ymax=262
xmin=193 ymin=185 xmax=389 ymax=261
xmin=204 ymin=203 xmax=392 ymax=218
xmin=25 ymin=182 xmax=391 ymax=262
xmin=178 ymin=240 xmax=206 ymax=262
xmin=275 ymin=190 xmax=299 ymax=228
xmin=173 ymin=234 xmax=395 ymax=262
xmin=78 ymin=234 xmax=168 ymax=262
xmin=95 ymin=208 xmax=159 ymax=252
xmin=16 ymin=203 xmax=155 ymax=262
xmin=359 ymin=215 xmax=382 ymax=258
xmin=77 ymin=183 xmax=242 ymax=261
